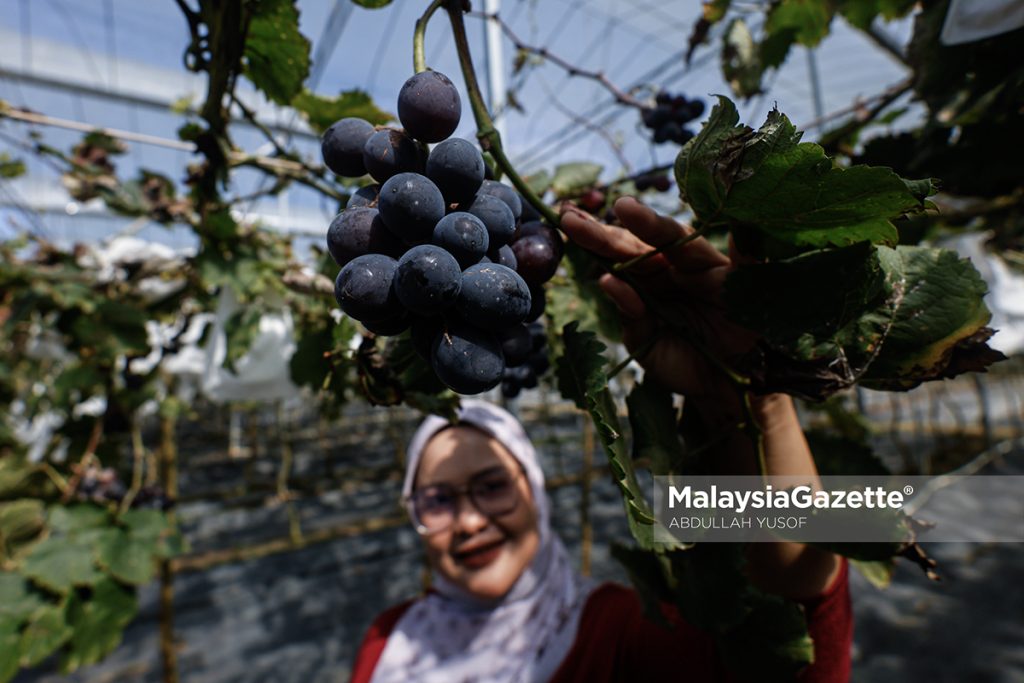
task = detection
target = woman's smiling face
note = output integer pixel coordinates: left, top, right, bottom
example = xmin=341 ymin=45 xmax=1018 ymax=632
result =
xmin=414 ymin=426 xmax=540 ymax=601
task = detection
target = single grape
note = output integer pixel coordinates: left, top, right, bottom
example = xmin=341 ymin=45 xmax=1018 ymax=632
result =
xmin=527 ymin=349 xmax=550 ymax=375
xmin=686 ymin=99 xmax=705 ymax=120
xmin=348 ymin=184 xmax=380 ymax=208
xmin=528 ymin=321 xmax=546 ymax=350
xmin=377 ymin=172 xmax=446 ymax=244
xmin=656 ymin=121 xmax=683 ymax=144
xmin=411 ymin=316 xmax=444 ymax=360
xmin=517 ymin=365 xmax=538 ymax=389
xmin=398 ymin=71 xmax=462 ymax=143
xmin=321 ymin=117 xmax=374 ymax=177
xmin=511 ymin=234 xmax=560 ymax=286
xmin=579 ymin=189 xmax=605 ymax=212
xmin=456 ymin=263 xmax=531 ymax=330
xmin=642 ymin=105 xmax=671 ymax=130
xmin=431 ymin=323 xmax=504 ymax=394
xmin=326 ymin=207 xmax=404 ymax=266
xmin=489 ymin=244 xmax=517 ymax=270
xmin=334 ymin=253 xmax=403 ymax=322
xmin=652 ymin=175 xmax=672 ymax=192
xmin=362 ymin=311 xmax=412 ymax=336
xmin=501 ymin=379 xmax=521 ymax=399
xmin=517 ymin=221 xmax=564 ymax=253
xmin=526 ymin=284 xmax=545 ymax=322
xmin=432 ymin=212 xmax=489 ymax=269
xmin=464 ymin=193 xmax=515 ymax=247
xmin=501 ymin=324 xmax=533 ymax=367
xmin=426 ymin=137 xmax=485 ymax=204
xmin=477 ymin=180 xmax=522 ymax=221
xmin=394 ymin=244 xmax=462 ymax=315
xmin=363 ymin=129 xmax=425 ymax=183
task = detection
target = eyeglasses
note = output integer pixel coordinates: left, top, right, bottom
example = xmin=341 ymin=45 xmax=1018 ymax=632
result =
xmin=405 ymin=466 xmax=523 ymax=535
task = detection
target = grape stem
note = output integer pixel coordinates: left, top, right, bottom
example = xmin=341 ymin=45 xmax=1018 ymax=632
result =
xmin=414 ymin=0 xmax=446 ymax=74
xmin=443 ymin=0 xmax=560 ymax=226
xmin=611 ymin=225 xmax=709 ymax=272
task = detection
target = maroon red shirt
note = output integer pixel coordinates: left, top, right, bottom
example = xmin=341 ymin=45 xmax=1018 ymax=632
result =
xmin=352 ymin=558 xmax=852 ymax=682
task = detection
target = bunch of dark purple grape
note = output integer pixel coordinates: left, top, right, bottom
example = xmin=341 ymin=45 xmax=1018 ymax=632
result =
xmin=74 ymin=465 xmax=172 ymax=510
xmin=640 ymin=91 xmax=704 ymax=145
xmin=321 ymin=70 xmax=561 ymax=395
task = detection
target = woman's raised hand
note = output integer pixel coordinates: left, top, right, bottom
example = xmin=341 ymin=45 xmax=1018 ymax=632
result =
xmin=559 ymin=197 xmax=757 ymax=412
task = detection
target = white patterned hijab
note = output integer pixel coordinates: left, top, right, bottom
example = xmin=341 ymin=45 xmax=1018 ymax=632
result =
xmin=369 ymin=400 xmax=596 ymax=683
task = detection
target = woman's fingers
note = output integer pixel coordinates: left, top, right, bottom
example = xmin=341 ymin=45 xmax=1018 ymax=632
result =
xmin=598 ymin=273 xmax=646 ymax=319
xmin=612 ymin=197 xmax=730 ymax=272
xmin=559 ymin=204 xmax=668 ymax=274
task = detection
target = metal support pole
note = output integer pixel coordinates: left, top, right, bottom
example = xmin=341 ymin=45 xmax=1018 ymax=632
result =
xmin=482 ymin=0 xmax=508 ymax=142
xmin=805 ymin=47 xmax=825 ymax=133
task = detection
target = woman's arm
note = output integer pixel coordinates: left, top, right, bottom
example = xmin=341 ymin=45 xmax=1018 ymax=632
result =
xmin=697 ymin=392 xmax=841 ymax=599
xmin=560 ymin=198 xmax=842 ymax=601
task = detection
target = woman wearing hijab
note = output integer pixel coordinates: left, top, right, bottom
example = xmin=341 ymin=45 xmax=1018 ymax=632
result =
xmin=350 ymin=199 xmax=853 ymax=682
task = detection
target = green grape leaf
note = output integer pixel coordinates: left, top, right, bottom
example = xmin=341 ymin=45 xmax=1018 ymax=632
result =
xmin=524 ymin=170 xmax=552 ymax=197
xmin=549 ymin=242 xmax=623 ymax=343
xmin=677 ymin=98 xmax=933 ymax=258
xmin=293 ymin=89 xmax=392 ymax=134
xmin=70 ymin=300 xmax=150 ymax=357
xmin=722 ymin=18 xmax=763 ymax=98
xmin=21 ymin=537 xmax=104 ymax=594
xmin=18 ymin=603 xmax=72 ymax=668
xmin=850 ymin=558 xmax=896 ymax=589
xmin=0 ymin=153 xmax=26 ymax=179
xmin=609 ymin=543 xmax=675 ymax=628
xmin=223 ymin=307 xmax=264 ymax=373
xmin=667 ymin=543 xmax=754 ymax=633
xmin=47 ymin=504 xmax=109 ymax=536
xmin=724 ymin=242 xmax=902 ymax=398
xmin=626 ymin=381 xmax=686 ymax=476
xmin=725 ymin=241 xmax=1004 ymax=398
xmin=556 ymin=322 xmax=658 ymax=547
xmin=0 ymin=499 xmax=46 ymax=556
xmin=839 ymin=0 xmax=925 ymax=31
xmin=0 ymin=457 xmax=36 ymax=499
xmin=195 ymin=244 xmax=271 ymax=298
xmin=120 ymin=509 xmax=170 ymax=540
xmin=244 ymin=0 xmax=310 ymax=106
xmin=60 ymin=578 xmax=138 ymax=673
xmin=0 ymin=574 xmax=45 ymax=621
xmin=289 ymin=326 xmax=334 ymax=390
xmin=717 ymin=592 xmax=814 ymax=682
xmin=765 ymin=0 xmax=834 ymax=48
xmin=96 ymin=530 xmax=158 ymax=586
xmin=550 ymin=162 xmax=603 ymax=198
xmin=0 ymin=616 xmax=19 ymax=683
xmin=860 ymin=246 xmax=1006 ymax=389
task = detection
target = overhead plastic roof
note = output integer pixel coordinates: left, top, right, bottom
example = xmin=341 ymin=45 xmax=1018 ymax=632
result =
xmin=0 ymin=0 xmax=913 ymax=248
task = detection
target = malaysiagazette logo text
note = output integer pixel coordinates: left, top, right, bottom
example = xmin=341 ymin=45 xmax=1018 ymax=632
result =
xmin=668 ymin=485 xmax=906 ymax=513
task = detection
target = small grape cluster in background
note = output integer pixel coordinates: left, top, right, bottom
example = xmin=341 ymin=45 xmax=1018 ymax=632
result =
xmin=73 ymin=464 xmax=172 ymax=510
xmin=320 ymin=71 xmax=562 ymax=396
xmin=641 ymin=91 xmax=705 ymax=145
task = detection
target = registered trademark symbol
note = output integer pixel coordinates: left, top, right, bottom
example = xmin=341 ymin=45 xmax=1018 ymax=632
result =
xmin=903 ymin=485 xmax=914 ymax=495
